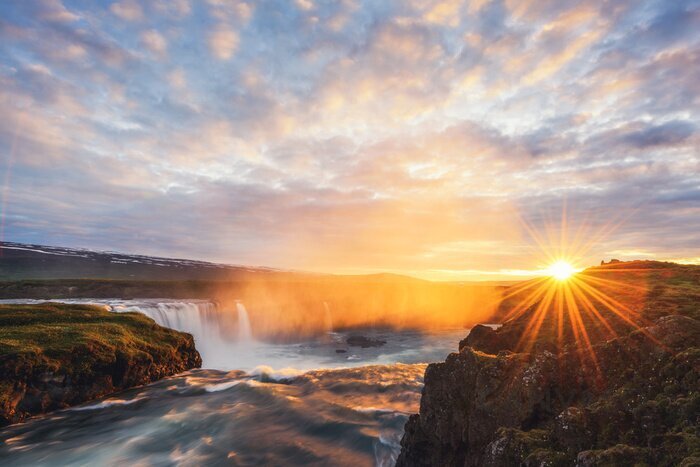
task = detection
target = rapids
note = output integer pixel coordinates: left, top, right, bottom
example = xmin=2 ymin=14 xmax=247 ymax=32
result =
xmin=0 ymin=299 xmax=474 ymax=466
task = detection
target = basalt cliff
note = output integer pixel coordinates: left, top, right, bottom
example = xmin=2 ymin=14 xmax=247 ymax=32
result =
xmin=397 ymin=261 xmax=700 ymax=466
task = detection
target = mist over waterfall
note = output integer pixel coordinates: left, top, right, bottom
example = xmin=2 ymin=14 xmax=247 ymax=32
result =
xmin=0 ymin=297 xmax=474 ymax=465
xmin=106 ymin=300 xmax=255 ymax=369
xmin=114 ymin=302 xmax=221 ymax=339
xmin=0 ymin=294 xmax=488 ymax=374
xmin=323 ymin=301 xmax=333 ymax=333
xmin=236 ymin=301 xmax=253 ymax=341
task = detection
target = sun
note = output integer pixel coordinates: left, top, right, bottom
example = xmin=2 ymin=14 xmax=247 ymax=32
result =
xmin=546 ymin=260 xmax=577 ymax=281
xmin=499 ymin=206 xmax=663 ymax=387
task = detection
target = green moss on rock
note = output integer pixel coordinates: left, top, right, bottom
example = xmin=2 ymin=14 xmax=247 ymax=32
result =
xmin=397 ymin=262 xmax=700 ymax=466
xmin=0 ymin=303 xmax=201 ymax=426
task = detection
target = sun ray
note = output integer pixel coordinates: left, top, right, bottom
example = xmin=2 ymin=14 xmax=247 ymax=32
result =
xmin=563 ymin=283 xmax=602 ymax=383
xmin=499 ymin=277 xmax=548 ymax=302
xmin=503 ymin=203 xmax=666 ymax=381
xmin=502 ymin=279 xmax=551 ymax=323
xmin=568 ymin=279 xmax=618 ymax=339
xmin=517 ymin=214 xmax=558 ymax=264
xmin=577 ymin=273 xmax=649 ymax=293
xmin=572 ymin=277 xmax=644 ymax=321
xmin=559 ymin=199 xmax=567 ymax=259
xmin=570 ymin=277 xmax=663 ymax=347
xmin=517 ymin=282 xmax=557 ymax=353
xmin=556 ymin=284 xmax=565 ymax=348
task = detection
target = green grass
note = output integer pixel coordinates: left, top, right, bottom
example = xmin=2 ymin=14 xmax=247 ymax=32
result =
xmin=0 ymin=303 xmax=189 ymax=361
xmin=0 ymin=303 xmax=200 ymax=423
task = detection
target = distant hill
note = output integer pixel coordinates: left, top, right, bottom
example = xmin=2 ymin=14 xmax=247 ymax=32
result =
xmin=0 ymin=242 xmax=285 ymax=281
xmin=0 ymin=242 xmax=510 ymax=332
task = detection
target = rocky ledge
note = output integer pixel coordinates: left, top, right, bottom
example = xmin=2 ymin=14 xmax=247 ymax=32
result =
xmin=0 ymin=303 xmax=201 ymax=426
xmin=397 ymin=262 xmax=700 ymax=466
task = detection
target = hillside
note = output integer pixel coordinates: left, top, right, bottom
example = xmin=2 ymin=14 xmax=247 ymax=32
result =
xmin=0 ymin=242 xmax=284 ymax=281
xmin=397 ymin=261 xmax=700 ymax=466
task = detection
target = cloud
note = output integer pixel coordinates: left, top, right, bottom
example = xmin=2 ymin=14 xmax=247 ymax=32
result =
xmin=156 ymin=0 xmax=191 ymax=18
xmin=110 ymin=0 xmax=143 ymax=21
xmin=36 ymin=0 xmax=80 ymax=22
xmin=622 ymin=121 xmax=696 ymax=149
xmin=168 ymin=68 xmax=187 ymax=89
xmin=141 ymin=30 xmax=167 ymax=57
xmin=208 ymin=26 xmax=239 ymax=60
xmin=423 ymin=0 xmax=464 ymax=26
xmin=0 ymin=0 xmax=698 ymax=277
xmin=296 ymin=0 xmax=314 ymax=11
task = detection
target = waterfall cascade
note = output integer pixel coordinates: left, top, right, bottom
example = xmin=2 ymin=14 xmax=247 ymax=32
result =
xmin=235 ymin=301 xmax=253 ymax=341
xmin=0 ymin=298 xmax=346 ymax=371
xmin=111 ymin=302 xmax=222 ymax=339
xmin=106 ymin=299 xmax=253 ymax=369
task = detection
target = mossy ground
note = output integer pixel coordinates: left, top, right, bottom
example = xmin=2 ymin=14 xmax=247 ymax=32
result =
xmin=0 ymin=302 xmax=191 ymax=360
xmin=500 ymin=263 xmax=700 ymax=465
xmin=0 ymin=303 xmax=200 ymax=424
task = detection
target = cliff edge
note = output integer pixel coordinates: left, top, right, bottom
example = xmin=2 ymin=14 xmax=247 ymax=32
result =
xmin=397 ymin=261 xmax=700 ymax=466
xmin=0 ymin=303 xmax=201 ymax=426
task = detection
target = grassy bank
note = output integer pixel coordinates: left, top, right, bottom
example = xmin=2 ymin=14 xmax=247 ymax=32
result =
xmin=0 ymin=303 xmax=201 ymax=426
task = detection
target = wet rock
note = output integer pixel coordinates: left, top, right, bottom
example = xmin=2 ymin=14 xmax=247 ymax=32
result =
xmin=397 ymin=347 xmax=562 ymax=466
xmin=482 ymin=428 xmax=570 ymax=466
xmin=346 ymin=335 xmax=386 ymax=348
xmin=553 ymin=407 xmax=592 ymax=455
xmin=459 ymin=323 xmax=521 ymax=354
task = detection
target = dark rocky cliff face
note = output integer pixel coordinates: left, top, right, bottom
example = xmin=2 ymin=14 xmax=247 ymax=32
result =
xmin=0 ymin=303 xmax=202 ymax=426
xmin=397 ymin=262 xmax=700 ymax=466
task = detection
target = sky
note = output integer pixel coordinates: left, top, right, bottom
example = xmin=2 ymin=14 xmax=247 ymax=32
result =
xmin=0 ymin=0 xmax=698 ymax=281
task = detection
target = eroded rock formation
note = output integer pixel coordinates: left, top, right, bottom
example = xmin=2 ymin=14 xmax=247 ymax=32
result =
xmin=398 ymin=262 xmax=700 ymax=466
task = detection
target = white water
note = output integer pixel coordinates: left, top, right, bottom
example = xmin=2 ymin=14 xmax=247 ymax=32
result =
xmin=108 ymin=300 xmax=257 ymax=369
xmin=236 ymin=301 xmax=253 ymax=341
xmin=0 ymin=299 xmax=251 ymax=369
xmin=0 ymin=298 xmax=476 ymax=466
xmin=0 ymin=299 xmax=474 ymax=373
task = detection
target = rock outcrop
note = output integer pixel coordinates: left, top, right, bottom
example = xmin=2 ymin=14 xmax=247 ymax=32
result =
xmin=397 ymin=262 xmax=700 ymax=466
xmin=347 ymin=334 xmax=387 ymax=348
xmin=0 ymin=303 xmax=201 ymax=426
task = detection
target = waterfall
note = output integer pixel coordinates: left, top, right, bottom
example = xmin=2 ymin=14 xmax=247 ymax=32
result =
xmin=104 ymin=299 xmax=254 ymax=369
xmin=236 ymin=301 xmax=253 ymax=341
xmin=110 ymin=302 xmax=228 ymax=342
xmin=323 ymin=301 xmax=333 ymax=333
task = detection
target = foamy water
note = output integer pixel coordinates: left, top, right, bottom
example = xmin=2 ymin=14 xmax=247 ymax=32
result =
xmin=0 ymin=299 xmax=474 ymax=466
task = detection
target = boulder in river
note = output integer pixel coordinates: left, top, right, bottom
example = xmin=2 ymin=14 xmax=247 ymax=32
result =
xmin=346 ymin=335 xmax=387 ymax=348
